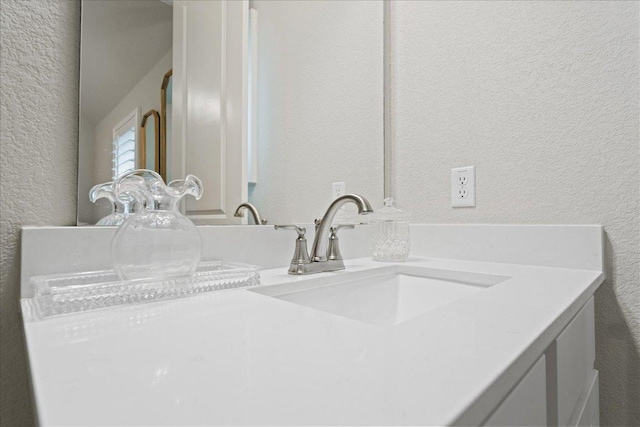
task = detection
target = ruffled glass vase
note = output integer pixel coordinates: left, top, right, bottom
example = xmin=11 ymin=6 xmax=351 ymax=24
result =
xmin=89 ymin=182 xmax=141 ymax=226
xmin=111 ymin=169 xmax=204 ymax=281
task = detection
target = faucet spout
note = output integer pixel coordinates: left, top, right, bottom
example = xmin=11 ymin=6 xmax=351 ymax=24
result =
xmin=234 ymin=202 xmax=267 ymax=225
xmin=310 ymin=194 xmax=373 ymax=262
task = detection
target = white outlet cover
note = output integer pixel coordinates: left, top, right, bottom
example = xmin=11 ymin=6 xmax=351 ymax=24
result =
xmin=332 ymin=182 xmax=346 ymax=200
xmin=451 ymin=166 xmax=476 ymax=207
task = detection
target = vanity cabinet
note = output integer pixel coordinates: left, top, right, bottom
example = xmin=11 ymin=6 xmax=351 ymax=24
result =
xmin=484 ymin=355 xmax=548 ymax=426
xmin=483 ymin=297 xmax=598 ymax=427
xmin=19 ymin=225 xmax=605 ymax=426
xmin=557 ymin=297 xmax=598 ymax=427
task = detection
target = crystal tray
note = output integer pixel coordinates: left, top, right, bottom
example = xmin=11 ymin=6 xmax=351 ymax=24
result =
xmin=29 ymin=261 xmax=261 ymax=319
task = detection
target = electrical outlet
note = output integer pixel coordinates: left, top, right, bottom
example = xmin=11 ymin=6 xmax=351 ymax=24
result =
xmin=332 ymin=182 xmax=345 ymax=200
xmin=451 ymin=166 xmax=475 ymax=207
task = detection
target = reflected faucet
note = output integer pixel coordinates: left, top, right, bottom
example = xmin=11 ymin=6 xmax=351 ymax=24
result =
xmin=234 ymin=202 xmax=267 ymax=225
xmin=275 ymin=194 xmax=373 ymax=274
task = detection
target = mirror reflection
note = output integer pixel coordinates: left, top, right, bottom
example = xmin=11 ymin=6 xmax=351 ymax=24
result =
xmin=161 ymin=70 xmax=172 ymax=180
xmin=140 ymin=110 xmax=160 ymax=172
xmin=78 ymin=0 xmax=172 ymax=225
xmin=77 ymin=0 xmax=383 ymax=226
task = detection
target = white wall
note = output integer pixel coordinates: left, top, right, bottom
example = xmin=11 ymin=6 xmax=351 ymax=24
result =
xmin=389 ymin=2 xmax=639 ymax=425
xmin=89 ymin=49 xmax=172 ymax=222
xmin=0 ymin=1 xmax=80 ymax=425
xmin=248 ymin=1 xmax=384 ymax=224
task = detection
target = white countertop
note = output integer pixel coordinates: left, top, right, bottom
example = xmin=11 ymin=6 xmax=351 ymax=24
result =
xmin=22 ymin=256 xmax=603 ymax=426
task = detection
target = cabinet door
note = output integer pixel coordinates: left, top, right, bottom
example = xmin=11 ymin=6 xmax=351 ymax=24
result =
xmin=557 ymin=297 xmax=596 ymax=426
xmin=484 ymin=355 xmax=547 ymax=427
xmin=569 ymin=370 xmax=599 ymax=427
xmin=173 ymin=0 xmax=248 ymax=223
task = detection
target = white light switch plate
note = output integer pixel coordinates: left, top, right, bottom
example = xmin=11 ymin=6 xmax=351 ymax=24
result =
xmin=451 ymin=166 xmax=476 ymax=207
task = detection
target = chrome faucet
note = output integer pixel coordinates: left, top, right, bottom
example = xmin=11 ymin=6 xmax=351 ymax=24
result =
xmin=275 ymin=194 xmax=373 ymax=275
xmin=234 ymin=202 xmax=267 ymax=225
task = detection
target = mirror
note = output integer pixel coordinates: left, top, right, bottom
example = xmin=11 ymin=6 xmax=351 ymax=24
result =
xmin=77 ymin=0 xmax=384 ymax=225
xmin=77 ymin=0 xmax=172 ymax=225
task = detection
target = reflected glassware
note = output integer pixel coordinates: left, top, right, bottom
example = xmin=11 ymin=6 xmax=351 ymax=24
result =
xmin=111 ymin=169 xmax=204 ymax=281
xmin=370 ymin=198 xmax=410 ymax=262
xmin=89 ymin=182 xmax=141 ymax=226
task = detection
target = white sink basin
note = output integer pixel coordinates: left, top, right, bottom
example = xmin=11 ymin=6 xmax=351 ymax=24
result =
xmin=251 ymin=265 xmax=510 ymax=326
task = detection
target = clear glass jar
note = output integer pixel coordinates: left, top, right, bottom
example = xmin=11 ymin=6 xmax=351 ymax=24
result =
xmin=370 ymin=198 xmax=410 ymax=262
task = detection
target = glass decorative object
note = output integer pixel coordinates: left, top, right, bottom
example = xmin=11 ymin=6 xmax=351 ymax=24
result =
xmin=370 ymin=198 xmax=410 ymax=262
xmin=89 ymin=182 xmax=142 ymax=226
xmin=111 ymin=169 xmax=204 ymax=281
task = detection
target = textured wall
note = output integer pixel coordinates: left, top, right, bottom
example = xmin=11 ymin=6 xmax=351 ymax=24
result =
xmin=248 ymin=0 xmax=384 ymax=223
xmin=390 ymin=2 xmax=639 ymax=425
xmin=0 ymin=0 xmax=80 ymax=424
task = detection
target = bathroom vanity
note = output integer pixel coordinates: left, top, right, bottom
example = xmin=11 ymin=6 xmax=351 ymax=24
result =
xmin=20 ymin=224 xmax=603 ymax=426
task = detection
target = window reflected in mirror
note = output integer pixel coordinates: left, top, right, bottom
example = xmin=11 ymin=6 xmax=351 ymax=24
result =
xmin=112 ymin=109 xmax=138 ymax=181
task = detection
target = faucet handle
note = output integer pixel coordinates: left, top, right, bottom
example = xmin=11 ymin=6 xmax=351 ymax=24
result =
xmin=274 ymin=224 xmax=306 ymax=238
xmin=275 ymin=225 xmax=311 ymax=274
xmin=330 ymin=224 xmax=355 ymax=235
xmin=327 ymin=224 xmax=355 ymax=261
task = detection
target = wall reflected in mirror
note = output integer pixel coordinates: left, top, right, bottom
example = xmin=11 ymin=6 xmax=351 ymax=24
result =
xmin=77 ymin=0 xmax=383 ymax=225
xmin=247 ymin=0 xmax=383 ymax=224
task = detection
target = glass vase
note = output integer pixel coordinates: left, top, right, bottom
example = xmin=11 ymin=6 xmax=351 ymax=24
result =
xmin=111 ymin=170 xmax=204 ymax=281
xmin=89 ymin=182 xmax=141 ymax=226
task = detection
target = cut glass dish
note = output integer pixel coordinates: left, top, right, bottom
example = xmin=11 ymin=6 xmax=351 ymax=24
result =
xmin=29 ymin=261 xmax=260 ymax=319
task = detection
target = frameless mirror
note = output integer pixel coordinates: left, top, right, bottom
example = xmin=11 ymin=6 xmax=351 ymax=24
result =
xmin=77 ymin=0 xmax=384 ymax=225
